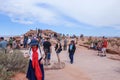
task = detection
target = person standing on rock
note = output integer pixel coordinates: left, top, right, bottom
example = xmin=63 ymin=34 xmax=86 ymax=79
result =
xmin=26 ymin=39 xmax=44 ymax=80
xmin=55 ymin=39 xmax=62 ymax=63
xmin=68 ymin=40 xmax=76 ymax=64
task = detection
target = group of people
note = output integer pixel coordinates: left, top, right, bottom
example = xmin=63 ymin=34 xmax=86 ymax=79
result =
xmin=26 ymin=36 xmax=76 ymax=80
xmin=1 ymin=34 xmax=109 ymax=80
xmin=89 ymin=37 xmax=108 ymax=57
xmin=0 ymin=36 xmax=22 ymax=50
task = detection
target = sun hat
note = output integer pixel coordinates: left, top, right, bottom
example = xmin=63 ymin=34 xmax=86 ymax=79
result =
xmin=30 ymin=39 xmax=39 ymax=46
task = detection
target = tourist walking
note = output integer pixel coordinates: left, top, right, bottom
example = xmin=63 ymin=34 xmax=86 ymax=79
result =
xmin=55 ymin=39 xmax=62 ymax=63
xmin=43 ymin=37 xmax=52 ymax=65
xmin=26 ymin=39 xmax=44 ymax=80
xmin=68 ymin=40 xmax=76 ymax=64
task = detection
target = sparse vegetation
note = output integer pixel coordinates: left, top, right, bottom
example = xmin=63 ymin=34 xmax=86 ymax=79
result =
xmin=84 ymin=37 xmax=120 ymax=54
xmin=107 ymin=38 xmax=120 ymax=51
xmin=0 ymin=50 xmax=28 ymax=80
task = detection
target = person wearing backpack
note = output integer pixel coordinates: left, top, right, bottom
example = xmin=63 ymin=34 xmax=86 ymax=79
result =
xmin=68 ymin=40 xmax=76 ymax=64
xmin=55 ymin=39 xmax=62 ymax=63
xmin=26 ymin=39 xmax=44 ymax=80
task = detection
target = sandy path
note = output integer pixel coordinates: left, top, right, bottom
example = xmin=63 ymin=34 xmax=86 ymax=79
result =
xmin=73 ymin=46 xmax=120 ymax=80
xmin=49 ymin=45 xmax=120 ymax=80
xmin=45 ymin=64 xmax=90 ymax=80
xmin=13 ymin=45 xmax=120 ymax=80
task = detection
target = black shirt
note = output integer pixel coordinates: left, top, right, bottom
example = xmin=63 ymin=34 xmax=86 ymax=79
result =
xmin=43 ymin=41 xmax=51 ymax=53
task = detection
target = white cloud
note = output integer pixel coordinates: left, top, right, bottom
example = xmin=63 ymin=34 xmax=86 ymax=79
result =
xmin=0 ymin=0 xmax=120 ymax=29
xmin=0 ymin=0 xmax=59 ymax=25
xmin=42 ymin=0 xmax=120 ymax=26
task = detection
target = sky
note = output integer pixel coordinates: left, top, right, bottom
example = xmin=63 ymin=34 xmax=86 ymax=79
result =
xmin=0 ymin=0 xmax=120 ymax=37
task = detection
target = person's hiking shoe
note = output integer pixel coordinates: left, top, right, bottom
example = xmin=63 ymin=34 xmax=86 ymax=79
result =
xmin=100 ymin=55 xmax=106 ymax=57
xmin=103 ymin=55 xmax=106 ymax=57
xmin=70 ymin=61 xmax=73 ymax=64
xmin=48 ymin=63 xmax=51 ymax=65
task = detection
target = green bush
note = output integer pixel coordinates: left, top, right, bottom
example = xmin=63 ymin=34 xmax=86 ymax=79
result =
xmin=0 ymin=64 xmax=14 ymax=80
xmin=0 ymin=50 xmax=28 ymax=80
xmin=84 ymin=41 xmax=91 ymax=45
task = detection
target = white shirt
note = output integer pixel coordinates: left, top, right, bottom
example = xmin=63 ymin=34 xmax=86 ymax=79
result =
xmin=29 ymin=47 xmax=44 ymax=60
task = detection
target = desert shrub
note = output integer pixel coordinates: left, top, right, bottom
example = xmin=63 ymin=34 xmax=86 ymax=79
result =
xmin=84 ymin=42 xmax=91 ymax=45
xmin=84 ymin=37 xmax=97 ymax=46
xmin=108 ymin=39 xmax=118 ymax=48
xmin=0 ymin=64 xmax=14 ymax=80
xmin=84 ymin=39 xmax=94 ymax=45
xmin=0 ymin=50 xmax=28 ymax=80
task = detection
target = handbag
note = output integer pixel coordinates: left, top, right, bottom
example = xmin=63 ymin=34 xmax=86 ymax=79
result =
xmin=56 ymin=48 xmax=62 ymax=53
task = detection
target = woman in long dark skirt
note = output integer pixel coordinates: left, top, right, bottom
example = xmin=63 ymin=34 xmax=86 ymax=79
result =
xmin=26 ymin=39 xmax=44 ymax=80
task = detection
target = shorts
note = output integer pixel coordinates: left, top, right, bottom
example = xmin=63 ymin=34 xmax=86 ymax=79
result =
xmin=98 ymin=48 xmax=102 ymax=51
xmin=102 ymin=48 xmax=106 ymax=52
xmin=46 ymin=53 xmax=51 ymax=60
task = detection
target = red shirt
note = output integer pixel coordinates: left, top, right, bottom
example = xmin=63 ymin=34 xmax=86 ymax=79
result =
xmin=103 ymin=40 xmax=107 ymax=48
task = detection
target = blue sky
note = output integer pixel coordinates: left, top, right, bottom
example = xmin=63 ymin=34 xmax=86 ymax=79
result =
xmin=0 ymin=0 xmax=120 ymax=37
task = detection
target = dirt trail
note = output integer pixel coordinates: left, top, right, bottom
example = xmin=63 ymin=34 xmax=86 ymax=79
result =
xmin=45 ymin=63 xmax=90 ymax=80
xmin=12 ymin=45 xmax=120 ymax=80
xmin=74 ymin=46 xmax=120 ymax=80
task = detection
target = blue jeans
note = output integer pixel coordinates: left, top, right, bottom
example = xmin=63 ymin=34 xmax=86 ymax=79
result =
xmin=46 ymin=53 xmax=51 ymax=60
xmin=69 ymin=52 xmax=74 ymax=64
